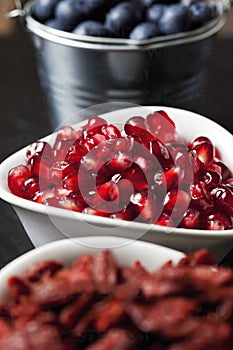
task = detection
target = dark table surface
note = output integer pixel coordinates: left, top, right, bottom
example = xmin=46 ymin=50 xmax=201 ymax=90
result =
xmin=0 ymin=19 xmax=232 ymax=268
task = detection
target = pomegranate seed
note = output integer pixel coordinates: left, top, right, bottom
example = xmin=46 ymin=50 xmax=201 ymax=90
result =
xmin=97 ymin=181 xmax=119 ymax=202
xmin=50 ymin=162 xmax=77 ymax=186
xmin=8 ymin=165 xmax=32 ymax=198
xmin=121 ymin=165 xmax=148 ymax=192
xmin=118 ymin=179 xmax=134 ymax=206
xmin=145 ymin=110 xmax=176 ymax=143
xmin=32 ymin=189 xmax=55 ymax=203
xmin=189 ymin=136 xmax=214 ymax=165
xmin=23 ymin=177 xmax=40 ymax=199
xmin=189 ymin=136 xmax=212 ymax=149
xmin=205 ymin=212 xmax=232 ymax=230
xmin=179 ymin=208 xmax=201 ymax=229
xmin=53 ymin=188 xmax=72 ymax=197
xmin=198 ymin=170 xmax=221 ymax=191
xmin=53 ymin=139 xmax=73 ymax=162
xmin=27 ymin=154 xmax=51 ymax=181
xmin=107 ymin=151 xmax=133 ymax=172
xmin=150 ymin=139 xmax=174 ymax=170
xmin=191 ymin=181 xmax=213 ymax=212
xmin=26 ymin=141 xmax=53 ymax=163
xmin=211 ymin=185 xmax=233 ymax=217
xmin=63 ymin=173 xmax=79 ymax=191
xmin=215 ymin=161 xmax=232 ymax=180
xmin=101 ymin=124 xmax=121 ymax=139
xmin=155 ymin=212 xmax=174 ymax=227
xmin=164 ymin=190 xmax=190 ymax=218
xmin=55 ymin=126 xmax=76 ymax=142
xmin=86 ymin=116 xmax=107 ymax=134
xmin=223 ymin=178 xmax=233 ymax=185
xmin=82 ymin=207 xmax=110 ymax=217
xmin=44 ymin=196 xmax=85 ymax=212
xmin=65 ymin=139 xmax=89 ymax=163
xmin=114 ymin=137 xmax=134 ymax=152
xmin=162 ymin=167 xmax=180 ymax=191
xmin=124 ymin=116 xmax=147 ymax=137
xmin=110 ymin=207 xmax=136 ymax=221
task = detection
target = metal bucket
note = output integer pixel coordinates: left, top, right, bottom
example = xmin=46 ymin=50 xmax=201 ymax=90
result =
xmin=11 ymin=0 xmax=230 ymax=127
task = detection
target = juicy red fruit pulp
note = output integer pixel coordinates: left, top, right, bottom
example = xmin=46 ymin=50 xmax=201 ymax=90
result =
xmin=8 ymin=111 xmax=233 ymax=230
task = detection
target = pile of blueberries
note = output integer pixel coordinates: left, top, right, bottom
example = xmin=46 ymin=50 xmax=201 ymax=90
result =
xmin=31 ymin=0 xmax=217 ymax=40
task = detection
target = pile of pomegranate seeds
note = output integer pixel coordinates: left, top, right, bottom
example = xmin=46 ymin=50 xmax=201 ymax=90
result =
xmin=8 ymin=110 xmax=233 ymax=230
xmin=1 ymin=249 xmax=233 ymax=349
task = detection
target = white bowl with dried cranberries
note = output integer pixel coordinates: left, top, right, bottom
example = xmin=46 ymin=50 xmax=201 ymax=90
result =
xmin=0 ymin=106 xmax=232 ymax=262
xmin=1 ymin=237 xmax=233 ymax=349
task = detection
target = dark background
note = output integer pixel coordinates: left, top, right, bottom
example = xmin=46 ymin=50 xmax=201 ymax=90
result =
xmin=0 ymin=10 xmax=232 ymax=268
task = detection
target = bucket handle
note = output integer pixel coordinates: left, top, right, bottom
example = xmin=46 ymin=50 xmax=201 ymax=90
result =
xmin=5 ymin=0 xmax=26 ymax=19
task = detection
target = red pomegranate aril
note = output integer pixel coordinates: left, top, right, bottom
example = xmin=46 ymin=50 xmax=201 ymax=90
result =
xmin=101 ymin=124 xmax=121 ymax=139
xmin=63 ymin=173 xmax=79 ymax=191
xmin=211 ymin=185 xmax=233 ymax=217
xmin=55 ymin=126 xmax=76 ymax=142
xmin=107 ymin=152 xmax=133 ymax=172
xmin=27 ymin=154 xmax=51 ymax=181
xmin=155 ymin=212 xmax=174 ymax=227
xmin=97 ymin=181 xmax=119 ymax=202
xmin=162 ymin=167 xmax=180 ymax=191
xmin=86 ymin=116 xmax=107 ymax=135
xmin=164 ymin=190 xmax=190 ymax=218
xmin=32 ymin=189 xmax=55 ymax=203
xmin=50 ymin=162 xmax=77 ymax=186
xmin=53 ymin=139 xmax=73 ymax=162
xmin=44 ymin=196 xmax=84 ymax=212
xmin=215 ymin=161 xmax=232 ymax=180
xmin=189 ymin=137 xmax=214 ymax=165
xmin=140 ymin=194 xmax=159 ymax=223
xmin=179 ymin=208 xmax=201 ymax=229
xmin=8 ymin=165 xmax=32 ymax=198
xmin=145 ymin=110 xmax=176 ymax=143
xmin=121 ymin=165 xmax=148 ymax=192
xmin=53 ymin=188 xmax=72 ymax=197
xmin=65 ymin=140 xmax=89 ymax=164
xmin=118 ymin=179 xmax=134 ymax=206
xmin=114 ymin=137 xmax=134 ymax=152
xmin=190 ymin=181 xmax=213 ymax=212
xmin=26 ymin=141 xmax=53 ymax=162
xmin=223 ymin=178 xmax=233 ymax=185
xmin=23 ymin=177 xmax=40 ymax=199
xmin=198 ymin=170 xmax=221 ymax=191
xmin=110 ymin=207 xmax=136 ymax=221
xmin=124 ymin=116 xmax=147 ymax=137
xmin=82 ymin=207 xmax=110 ymax=217
xmin=205 ymin=212 xmax=232 ymax=230
xmin=150 ymin=139 xmax=174 ymax=170
xmin=189 ymin=136 xmax=212 ymax=149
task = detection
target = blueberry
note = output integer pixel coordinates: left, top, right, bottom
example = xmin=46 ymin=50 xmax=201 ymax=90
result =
xmin=54 ymin=0 xmax=85 ymax=31
xmin=73 ymin=20 xmax=112 ymax=37
xmin=105 ymin=2 xmax=142 ymax=38
xmin=146 ymin=4 xmax=165 ymax=23
xmin=159 ymin=4 xmax=191 ymax=34
xmin=45 ymin=18 xmax=68 ymax=30
xmin=31 ymin=0 xmax=59 ymax=22
xmin=142 ymin=0 xmax=179 ymax=7
xmin=189 ymin=1 xmax=212 ymax=27
xmin=130 ymin=22 xmax=160 ymax=40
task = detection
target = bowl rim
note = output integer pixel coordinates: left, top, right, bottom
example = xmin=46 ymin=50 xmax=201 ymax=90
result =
xmin=0 ymin=236 xmax=185 ymax=282
xmin=0 ymin=106 xmax=233 ymax=239
xmin=24 ymin=0 xmax=230 ymax=51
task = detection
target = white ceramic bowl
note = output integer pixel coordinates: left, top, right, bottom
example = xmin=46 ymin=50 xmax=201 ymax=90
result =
xmin=0 ymin=236 xmax=184 ymax=302
xmin=0 ymin=106 xmax=233 ymax=262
